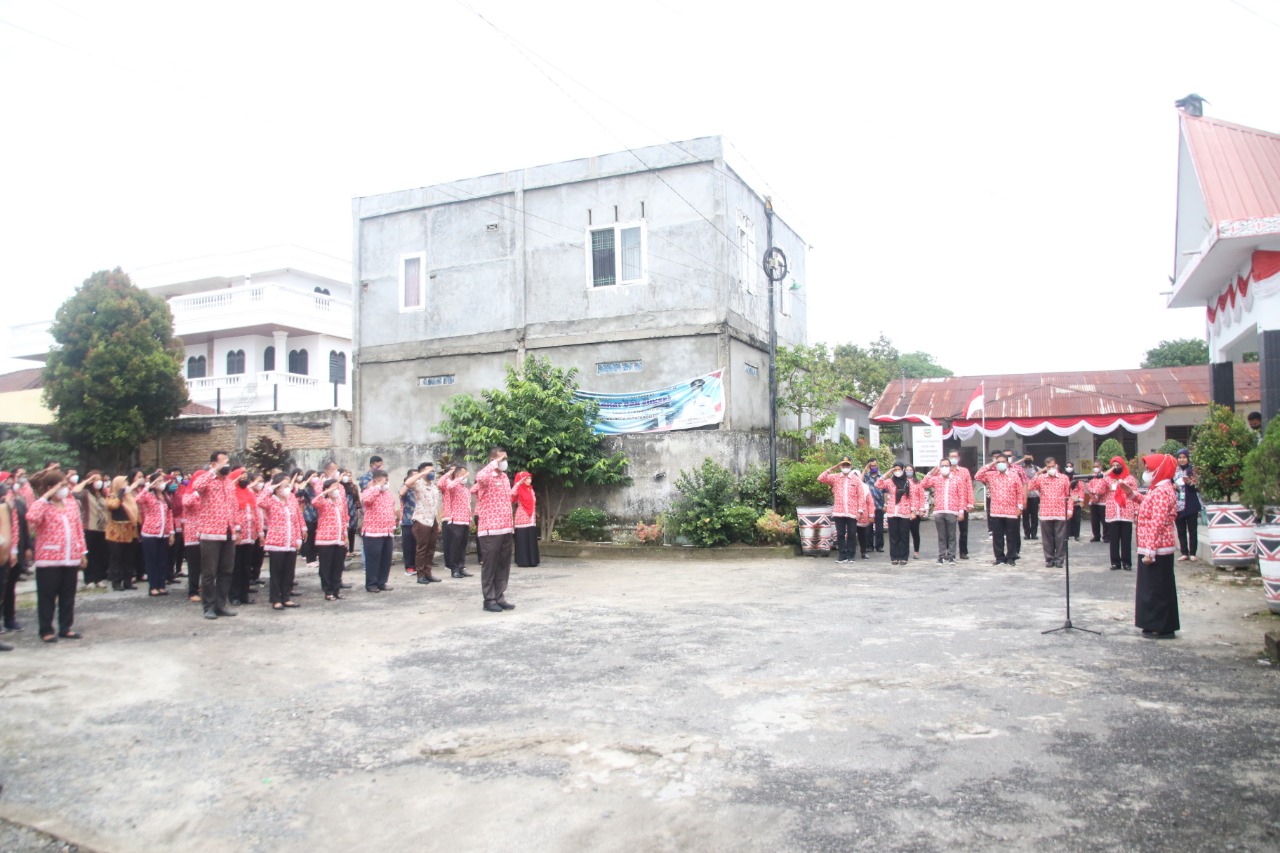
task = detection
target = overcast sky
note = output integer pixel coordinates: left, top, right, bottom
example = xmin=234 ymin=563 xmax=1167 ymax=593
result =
xmin=4 ymin=0 xmax=1280 ymax=377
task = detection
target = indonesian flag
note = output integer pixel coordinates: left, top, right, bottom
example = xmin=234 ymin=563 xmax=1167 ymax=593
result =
xmin=964 ymin=383 xmax=984 ymax=418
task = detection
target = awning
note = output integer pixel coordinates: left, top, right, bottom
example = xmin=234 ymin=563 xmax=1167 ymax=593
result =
xmin=872 ymin=414 xmax=937 ymax=426
xmin=941 ymin=412 xmax=1158 ymax=441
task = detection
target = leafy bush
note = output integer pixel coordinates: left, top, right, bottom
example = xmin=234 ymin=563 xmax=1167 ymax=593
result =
xmin=1241 ymin=416 xmax=1280 ymax=519
xmin=1156 ymin=438 xmax=1185 ymax=456
xmin=756 ymin=509 xmax=798 ymax=545
xmin=0 ymin=426 xmax=76 ymax=473
xmin=1190 ymin=404 xmax=1259 ymax=502
xmin=722 ymin=503 xmax=761 ymax=544
xmin=780 ymin=460 xmax=837 ymax=507
xmin=245 ymin=434 xmax=292 ymax=474
xmin=557 ymin=507 xmax=609 ymax=541
xmin=737 ymin=465 xmax=775 ymax=514
xmin=669 ymin=459 xmax=739 ymax=547
xmin=634 ymin=517 xmax=664 ymax=544
xmin=1095 ymin=438 xmax=1126 ymax=469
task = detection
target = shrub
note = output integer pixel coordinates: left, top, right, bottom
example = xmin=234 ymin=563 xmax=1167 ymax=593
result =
xmin=780 ymin=460 xmax=837 ymax=507
xmin=737 ymin=464 xmax=775 ymax=514
xmin=722 ymin=503 xmax=760 ymax=544
xmin=669 ymin=459 xmax=739 ymax=547
xmin=1156 ymin=438 xmax=1184 ymax=456
xmin=557 ymin=507 xmax=609 ymax=541
xmin=1241 ymin=416 xmax=1280 ymax=519
xmin=1190 ymin=404 xmax=1259 ymax=502
xmin=245 ymin=435 xmax=292 ymax=474
xmin=1095 ymin=438 xmax=1126 ymax=470
xmin=635 ymin=517 xmax=664 ymax=544
xmin=756 ymin=509 xmax=798 ymax=545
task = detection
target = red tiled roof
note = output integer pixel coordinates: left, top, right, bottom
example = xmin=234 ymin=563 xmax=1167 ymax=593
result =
xmin=1182 ymin=114 xmax=1280 ymax=224
xmin=180 ymin=401 xmax=216 ymax=416
xmin=0 ymin=367 xmax=44 ymax=393
xmin=871 ymin=364 xmax=1260 ymax=422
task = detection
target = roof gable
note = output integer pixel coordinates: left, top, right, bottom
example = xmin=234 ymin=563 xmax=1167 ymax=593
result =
xmin=1180 ymin=114 xmax=1280 ymax=225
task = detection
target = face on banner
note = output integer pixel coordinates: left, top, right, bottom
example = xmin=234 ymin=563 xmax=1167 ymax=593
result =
xmin=575 ymin=370 xmax=726 ymax=434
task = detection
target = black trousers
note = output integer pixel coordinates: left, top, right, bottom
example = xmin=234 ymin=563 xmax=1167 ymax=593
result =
xmin=479 ymin=532 xmax=513 ymax=604
xmin=833 ymin=516 xmax=856 ymax=560
xmin=857 ymin=525 xmax=871 ymax=556
xmin=1108 ymin=520 xmax=1133 ymax=569
xmin=957 ymin=515 xmax=969 ymax=557
xmin=36 ymin=565 xmax=78 ymax=636
xmin=872 ymin=509 xmax=885 ymax=550
xmin=1176 ymin=515 xmax=1198 ymax=557
xmin=443 ymin=522 xmax=468 ymax=570
xmin=185 ymin=543 xmax=202 ymax=596
xmin=84 ymin=529 xmax=108 ymax=585
xmin=1090 ymin=505 xmax=1103 ymax=540
xmin=1023 ymin=496 xmax=1040 ymax=539
xmin=317 ymin=544 xmax=346 ymax=595
xmin=142 ymin=537 xmax=170 ymax=591
xmin=991 ymin=517 xmax=1021 ymax=564
xmin=171 ymin=530 xmax=184 ymax=579
xmin=1068 ymin=508 xmax=1082 ymax=540
xmin=232 ymin=544 xmax=255 ymax=603
xmin=268 ymin=550 xmax=298 ymax=605
xmin=909 ymin=516 xmax=921 ymax=553
xmin=401 ymin=523 xmax=417 ymax=570
xmin=301 ymin=521 xmax=318 ymax=563
xmin=887 ymin=516 xmax=910 ymax=562
xmin=1135 ymin=553 xmax=1180 ymax=634
xmin=2 ymin=558 xmax=18 ymax=626
xmin=107 ymin=540 xmax=135 ymax=588
xmin=199 ymin=537 xmax=236 ymax=612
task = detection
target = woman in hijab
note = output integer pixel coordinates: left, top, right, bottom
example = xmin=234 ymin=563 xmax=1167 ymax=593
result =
xmin=1089 ymin=456 xmax=1137 ymax=571
xmin=105 ymin=475 xmax=141 ymax=590
xmin=1122 ymin=454 xmax=1180 ymax=638
xmin=512 ymin=471 xmax=539 ymax=568
xmin=1173 ymin=448 xmax=1201 ymax=561
xmin=875 ymin=462 xmax=915 ymax=565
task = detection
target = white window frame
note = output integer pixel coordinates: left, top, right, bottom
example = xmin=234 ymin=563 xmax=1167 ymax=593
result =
xmin=399 ymin=252 xmax=426 ymax=312
xmin=585 ymin=221 xmax=647 ymax=288
xmin=737 ymin=211 xmax=757 ymax=295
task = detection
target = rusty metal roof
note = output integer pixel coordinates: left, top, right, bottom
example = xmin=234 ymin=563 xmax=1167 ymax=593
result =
xmin=870 ymin=364 xmax=1261 ymax=422
xmin=1182 ymin=114 xmax=1280 ymax=224
xmin=0 ymin=368 xmax=44 ymax=394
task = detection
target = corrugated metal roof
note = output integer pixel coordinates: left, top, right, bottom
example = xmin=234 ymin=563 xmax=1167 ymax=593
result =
xmin=0 ymin=367 xmax=44 ymax=393
xmin=870 ymin=364 xmax=1261 ymax=422
xmin=1182 ymin=114 xmax=1280 ymax=224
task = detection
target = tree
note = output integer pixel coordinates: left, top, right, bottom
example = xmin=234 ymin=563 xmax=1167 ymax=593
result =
xmin=1190 ymin=404 xmax=1258 ymax=502
xmin=0 ymin=426 xmax=77 ymax=473
xmin=245 ymin=435 xmax=293 ymax=473
xmin=1141 ymin=338 xmax=1208 ymax=368
xmin=43 ymin=269 xmax=189 ymax=470
xmin=435 ymin=355 xmax=631 ymax=537
xmin=899 ymin=351 xmax=953 ymax=378
xmin=775 ymin=343 xmax=843 ymax=445
xmin=1241 ymin=416 xmax=1280 ymax=519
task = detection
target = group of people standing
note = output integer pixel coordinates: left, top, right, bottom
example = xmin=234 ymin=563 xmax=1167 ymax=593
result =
xmin=817 ymin=448 xmax=1189 ymax=638
xmin=0 ymin=446 xmax=544 ymax=649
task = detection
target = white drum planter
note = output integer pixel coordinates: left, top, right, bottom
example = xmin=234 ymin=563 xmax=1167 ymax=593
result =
xmin=1204 ymin=503 xmax=1257 ymax=566
xmin=796 ymin=506 xmax=835 ymax=555
xmin=1255 ymin=524 xmax=1280 ymax=614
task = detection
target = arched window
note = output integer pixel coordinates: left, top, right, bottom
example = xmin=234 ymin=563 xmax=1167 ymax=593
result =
xmin=328 ymin=350 xmax=347 ymax=384
xmin=263 ymin=346 xmax=275 ymax=372
xmin=288 ymin=349 xmax=309 ymax=375
xmin=226 ymin=349 xmax=245 ymax=375
xmin=187 ymin=356 xmax=206 ymax=379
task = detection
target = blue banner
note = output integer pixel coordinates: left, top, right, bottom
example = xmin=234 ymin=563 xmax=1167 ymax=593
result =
xmin=575 ymin=369 xmax=726 ymax=434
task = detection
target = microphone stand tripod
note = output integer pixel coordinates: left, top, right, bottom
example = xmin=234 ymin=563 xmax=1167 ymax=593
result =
xmin=1043 ymin=480 xmax=1101 ymax=636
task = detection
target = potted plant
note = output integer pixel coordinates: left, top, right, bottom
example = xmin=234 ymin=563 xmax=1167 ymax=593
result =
xmin=1190 ymin=404 xmax=1261 ymax=568
xmin=1241 ymin=417 xmax=1280 ymax=611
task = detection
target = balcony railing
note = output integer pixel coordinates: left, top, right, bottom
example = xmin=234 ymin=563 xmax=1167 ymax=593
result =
xmin=167 ymin=283 xmax=350 ymax=338
xmin=185 ymin=371 xmax=347 ymax=413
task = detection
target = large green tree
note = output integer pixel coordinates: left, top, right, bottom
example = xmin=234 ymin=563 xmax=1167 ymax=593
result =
xmin=831 ymin=334 xmax=949 ymax=404
xmin=0 ymin=426 xmax=77 ymax=473
xmin=1141 ymin=338 xmax=1208 ymax=368
xmin=898 ymin=351 xmax=953 ymax=378
xmin=43 ymin=268 xmax=188 ymax=469
xmin=435 ymin=355 xmax=631 ymax=537
xmin=775 ymin=343 xmax=844 ymax=444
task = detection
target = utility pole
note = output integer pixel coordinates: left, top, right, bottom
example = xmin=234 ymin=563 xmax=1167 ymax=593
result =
xmin=763 ymin=199 xmax=789 ymax=513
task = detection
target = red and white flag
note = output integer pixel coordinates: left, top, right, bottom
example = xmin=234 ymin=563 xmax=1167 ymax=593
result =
xmin=964 ymin=383 xmax=985 ymax=418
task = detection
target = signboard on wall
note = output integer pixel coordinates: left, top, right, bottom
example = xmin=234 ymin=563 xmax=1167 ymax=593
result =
xmin=869 ymin=425 xmax=880 ymax=448
xmin=574 ymin=369 xmax=725 ymax=434
xmin=911 ymin=424 xmax=944 ymax=468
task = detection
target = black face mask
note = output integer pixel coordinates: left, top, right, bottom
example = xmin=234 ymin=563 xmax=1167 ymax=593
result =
xmin=219 ymin=465 xmax=232 ymax=477
xmin=237 ymin=478 xmax=250 ymax=488
xmin=1111 ymin=465 xmax=1122 ymax=474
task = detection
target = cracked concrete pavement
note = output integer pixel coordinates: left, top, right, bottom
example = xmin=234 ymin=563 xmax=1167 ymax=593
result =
xmin=1 ymin=538 xmax=1278 ymax=852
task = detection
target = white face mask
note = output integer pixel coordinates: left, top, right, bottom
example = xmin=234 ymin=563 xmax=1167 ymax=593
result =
xmin=55 ymin=487 xmax=69 ymax=500
xmin=1093 ymin=467 xmax=1101 ymax=474
xmin=840 ymin=467 xmax=851 ymax=475
xmin=498 ymin=460 xmax=509 ymax=472
xmin=252 ymin=482 xmax=263 ymax=491
xmin=1047 ymin=469 xmax=1058 ymax=477
xmin=277 ymin=486 xmax=290 ymax=498
xmin=941 ymin=467 xmax=951 ymax=477
xmin=17 ymin=477 xmax=27 ymax=485
xmin=948 ymin=456 xmax=959 ymax=465
xmin=380 ymin=483 xmax=389 ymax=492
xmin=1065 ymin=466 xmax=1074 ymax=473
xmin=340 ymin=476 xmax=350 ymax=484
xmin=97 ymin=480 xmax=107 ymax=490
xmin=1142 ymin=471 xmax=1154 ymax=485
xmin=69 ymin=474 xmax=79 ymax=484
xmin=905 ymin=469 xmax=914 ymax=477
xmin=996 ymin=462 xmax=1008 ymax=473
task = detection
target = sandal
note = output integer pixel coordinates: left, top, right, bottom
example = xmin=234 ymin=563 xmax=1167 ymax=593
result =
xmin=41 ymin=634 xmax=57 ymax=643
xmin=189 ymin=594 xmax=202 ymax=603
xmin=59 ymin=631 xmax=82 ymax=640
xmin=283 ymin=601 xmax=299 ymax=608
xmin=150 ymin=589 xmax=162 ymax=596
xmin=325 ymin=594 xmax=336 ymax=601
xmin=272 ymin=603 xmax=284 ymax=611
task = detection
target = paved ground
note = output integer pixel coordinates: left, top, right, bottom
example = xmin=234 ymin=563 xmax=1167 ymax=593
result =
xmin=1 ymin=535 xmax=1279 ymax=852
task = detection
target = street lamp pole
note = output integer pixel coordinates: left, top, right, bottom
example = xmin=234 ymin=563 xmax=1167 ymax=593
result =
xmin=763 ymin=199 xmax=788 ymax=514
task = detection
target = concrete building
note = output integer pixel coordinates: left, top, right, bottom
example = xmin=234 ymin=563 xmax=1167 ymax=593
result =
xmin=1167 ymin=98 xmax=1280 ymax=428
xmin=352 ymin=137 xmax=808 ymax=517
xmin=9 ymin=245 xmax=353 ymax=416
xmin=868 ymin=364 xmax=1261 ymax=470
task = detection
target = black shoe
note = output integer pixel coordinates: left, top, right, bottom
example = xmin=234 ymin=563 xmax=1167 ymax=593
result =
xmin=417 ymin=576 xmax=433 ymax=584
xmin=341 ymin=583 xmax=353 ymax=589
xmin=458 ymin=569 xmax=474 ymax=577
xmin=959 ymin=554 xmax=969 ymax=560
xmin=1123 ymin=565 xmax=1132 ymax=571
xmin=366 ymin=586 xmax=381 ymax=593
xmin=215 ymin=608 xmax=237 ymax=617
xmin=1089 ymin=538 xmax=1101 ymax=543
xmin=1110 ymin=565 xmax=1121 ymax=571
xmin=1007 ymin=560 xmax=1017 ymax=567
xmin=483 ymin=601 xmax=504 ymax=612
xmin=875 ymin=548 xmax=884 ymax=553
xmin=498 ymin=601 xmax=515 ymax=610
xmin=378 ymin=585 xmax=393 ymax=592
xmin=203 ymin=610 xmax=218 ymax=620
xmin=0 ymin=641 xmax=11 ymax=651
xmin=4 ymin=622 xmax=21 ymax=632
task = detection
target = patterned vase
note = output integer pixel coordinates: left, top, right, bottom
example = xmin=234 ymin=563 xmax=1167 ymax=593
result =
xmin=796 ymin=506 xmax=835 ymax=556
xmin=1255 ymin=524 xmax=1280 ymax=614
xmin=1204 ymin=503 xmax=1257 ymax=567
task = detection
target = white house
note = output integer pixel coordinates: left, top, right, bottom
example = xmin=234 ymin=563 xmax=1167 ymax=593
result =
xmin=9 ymin=245 xmax=353 ymax=415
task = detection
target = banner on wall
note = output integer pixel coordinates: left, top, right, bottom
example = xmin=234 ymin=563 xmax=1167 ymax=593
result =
xmin=911 ymin=424 xmax=944 ymax=468
xmin=575 ymin=369 xmax=725 ymax=434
